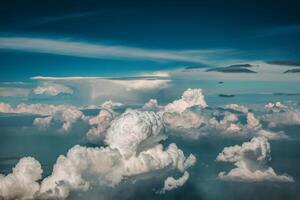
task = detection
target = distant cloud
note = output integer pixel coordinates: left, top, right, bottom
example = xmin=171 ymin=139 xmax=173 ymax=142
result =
xmin=216 ymin=137 xmax=294 ymax=182
xmin=0 ymin=36 xmax=228 ymax=63
xmin=266 ymin=60 xmax=300 ymax=67
xmin=0 ymin=87 xmax=30 ymax=96
xmin=0 ymin=37 xmax=235 ymax=63
xmin=33 ymin=82 xmax=73 ymax=96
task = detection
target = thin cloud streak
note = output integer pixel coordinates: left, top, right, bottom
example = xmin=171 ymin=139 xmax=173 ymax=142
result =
xmin=0 ymin=37 xmax=231 ymax=63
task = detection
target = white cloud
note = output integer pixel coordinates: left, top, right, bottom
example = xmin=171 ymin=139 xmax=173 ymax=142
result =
xmin=33 ymin=82 xmax=73 ymax=96
xmin=246 ymin=112 xmax=262 ymax=130
xmin=30 ymin=76 xmax=172 ymax=103
xmin=37 ymin=109 xmax=196 ymax=199
xmin=265 ymin=101 xmax=287 ymax=110
xmin=0 ymin=87 xmax=30 ymax=97
xmin=0 ymin=102 xmax=86 ymax=132
xmin=86 ymin=108 xmax=116 ymax=142
xmin=0 ymin=102 xmax=13 ymax=113
xmin=260 ymin=110 xmax=300 ymax=127
xmin=33 ymin=116 xmax=53 ymax=130
xmin=164 ymin=88 xmax=207 ymax=114
xmin=0 ymin=109 xmax=195 ymax=199
xmin=163 ymin=110 xmax=207 ymax=130
xmin=216 ymin=137 xmax=294 ymax=182
xmin=34 ymin=107 xmax=85 ymax=132
xmin=0 ymin=103 xmax=74 ymax=116
xmin=160 ymin=171 xmax=189 ymax=193
xmin=158 ymin=89 xmax=208 ymax=139
xmin=142 ymin=99 xmax=161 ymax=111
xmin=208 ymin=112 xmax=287 ymax=140
xmin=0 ymin=157 xmax=42 ymax=200
xmin=0 ymin=37 xmax=217 ymax=63
xmin=112 ymin=79 xmax=171 ymax=91
xmin=105 ymin=109 xmax=166 ymax=158
xmin=225 ymin=104 xmax=249 ymax=113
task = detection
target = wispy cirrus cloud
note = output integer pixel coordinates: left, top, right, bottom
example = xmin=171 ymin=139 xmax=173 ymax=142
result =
xmin=0 ymin=36 xmax=232 ymax=63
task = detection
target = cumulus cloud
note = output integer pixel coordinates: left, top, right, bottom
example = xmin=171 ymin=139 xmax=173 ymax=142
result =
xmin=0 ymin=157 xmax=42 ymax=200
xmin=112 ymin=79 xmax=171 ymax=91
xmin=163 ymin=88 xmax=207 ymax=114
xmin=0 ymin=102 xmax=86 ymax=132
xmin=105 ymin=109 xmax=166 ymax=158
xmin=142 ymin=99 xmax=161 ymax=111
xmin=209 ymin=111 xmax=286 ymax=140
xmin=160 ymin=171 xmax=189 ymax=193
xmin=216 ymin=137 xmax=294 ymax=182
xmin=7 ymin=109 xmax=196 ymax=199
xmin=0 ymin=102 xmax=13 ymax=113
xmin=33 ymin=82 xmax=73 ymax=96
xmin=34 ymin=107 xmax=86 ymax=132
xmin=0 ymin=102 xmax=73 ymax=116
xmin=0 ymin=87 xmax=30 ymax=97
xmin=265 ymin=101 xmax=287 ymax=111
xmin=246 ymin=112 xmax=262 ymax=130
xmin=260 ymin=110 xmax=300 ymax=128
xmin=225 ymin=104 xmax=249 ymax=113
xmin=207 ymin=112 xmax=242 ymax=135
xmin=160 ymin=89 xmax=208 ymax=138
xmin=86 ymin=108 xmax=117 ymax=142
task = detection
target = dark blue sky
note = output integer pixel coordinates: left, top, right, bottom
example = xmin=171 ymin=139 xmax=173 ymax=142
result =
xmin=0 ymin=0 xmax=300 ymax=80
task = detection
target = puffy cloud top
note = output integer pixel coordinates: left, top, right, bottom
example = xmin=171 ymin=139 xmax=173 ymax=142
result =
xmin=33 ymin=83 xmax=73 ymax=96
xmin=164 ymin=88 xmax=207 ymax=113
xmin=0 ymin=157 xmax=42 ymax=200
xmin=216 ymin=137 xmax=293 ymax=182
xmin=38 ymin=109 xmax=196 ymax=199
xmin=160 ymin=171 xmax=190 ymax=193
xmin=105 ymin=109 xmax=166 ymax=158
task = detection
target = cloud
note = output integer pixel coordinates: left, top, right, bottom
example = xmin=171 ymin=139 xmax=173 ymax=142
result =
xmin=0 ymin=157 xmax=43 ymax=200
xmin=0 ymin=37 xmax=224 ymax=63
xmin=142 ymin=99 xmax=161 ymax=111
xmin=2 ymin=109 xmax=195 ymax=199
xmin=111 ymin=79 xmax=171 ymax=91
xmin=160 ymin=171 xmax=189 ymax=193
xmin=33 ymin=82 xmax=73 ymax=96
xmin=0 ymin=102 xmax=86 ymax=132
xmin=37 ymin=109 xmax=196 ymax=199
xmin=86 ymin=107 xmax=117 ymax=143
xmin=34 ymin=107 xmax=86 ymax=132
xmin=216 ymin=137 xmax=294 ymax=182
xmin=105 ymin=109 xmax=166 ymax=158
xmin=159 ymin=89 xmax=208 ymax=139
xmin=260 ymin=110 xmax=300 ymax=127
xmin=30 ymin=76 xmax=172 ymax=103
xmin=265 ymin=101 xmax=287 ymax=111
xmin=0 ymin=102 xmax=13 ymax=113
xmin=225 ymin=104 xmax=249 ymax=113
xmin=0 ymin=87 xmax=30 ymax=97
xmin=163 ymin=88 xmax=207 ymax=113
xmin=0 ymin=103 xmax=74 ymax=116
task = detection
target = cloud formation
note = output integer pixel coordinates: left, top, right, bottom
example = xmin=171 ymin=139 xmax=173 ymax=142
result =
xmin=216 ymin=137 xmax=294 ymax=182
xmin=0 ymin=37 xmax=219 ymax=63
xmin=0 ymin=157 xmax=43 ymax=200
xmin=160 ymin=171 xmax=190 ymax=193
xmin=1 ymin=109 xmax=196 ymax=199
xmin=33 ymin=82 xmax=73 ymax=96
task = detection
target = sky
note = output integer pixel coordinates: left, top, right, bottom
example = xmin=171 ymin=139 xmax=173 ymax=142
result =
xmin=1 ymin=1 xmax=300 ymax=200
xmin=0 ymin=0 xmax=300 ymax=80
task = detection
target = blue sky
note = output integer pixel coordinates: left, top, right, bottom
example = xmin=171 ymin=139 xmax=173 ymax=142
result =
xmin=0 ymin=0 xmax=300 ymax=80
